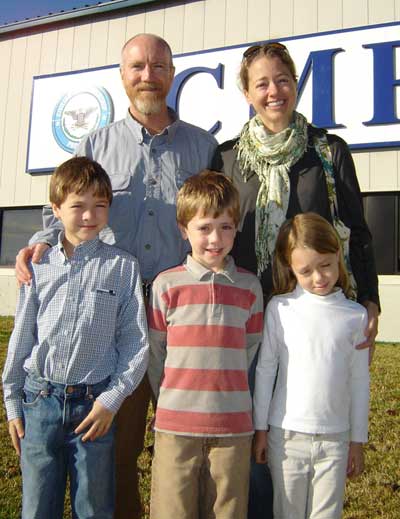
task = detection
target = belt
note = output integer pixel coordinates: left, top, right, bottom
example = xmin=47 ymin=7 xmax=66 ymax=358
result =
xmin=65 ymin=384 xmax=95 ymax=395
xmin=25 ymin=373 xmax=110 ymax=398
xmin=142 ymin=281 xmax=152 ymax=301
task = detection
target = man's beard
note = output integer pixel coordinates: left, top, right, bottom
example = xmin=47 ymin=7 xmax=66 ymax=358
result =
xmin=132 ymin=85 xmax=165 ymax=115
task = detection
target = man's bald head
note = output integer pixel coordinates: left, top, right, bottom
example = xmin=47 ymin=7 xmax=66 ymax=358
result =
xmin=119 ymin=33 xmax=175 ymax=119
xmin=121 ymin=33 xmax=173 ymax=68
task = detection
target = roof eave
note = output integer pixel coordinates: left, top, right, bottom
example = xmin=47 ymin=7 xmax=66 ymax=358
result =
xmin=0 ymin=0 xmax=158 ymax=34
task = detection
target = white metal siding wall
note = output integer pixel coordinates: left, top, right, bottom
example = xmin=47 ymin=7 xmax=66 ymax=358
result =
xmin=1 ymin=0 xmax=400 ymax=206
xmin=0 ymin=0 xmax=399 ymax=339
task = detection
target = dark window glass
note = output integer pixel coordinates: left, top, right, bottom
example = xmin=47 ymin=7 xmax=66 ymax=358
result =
xmin=0 ymin=208 xmax=43 ymax=266
xmin=363 ymin=193 xmax=400 ymax=275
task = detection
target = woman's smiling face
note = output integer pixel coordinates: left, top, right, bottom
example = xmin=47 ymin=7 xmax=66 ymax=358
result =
xmin=244 ymin=55 xmax=297 ymax=133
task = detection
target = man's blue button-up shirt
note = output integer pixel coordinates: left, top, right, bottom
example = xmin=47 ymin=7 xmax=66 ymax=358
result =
xmin=31 ymin=111 xmax=217 ymax=281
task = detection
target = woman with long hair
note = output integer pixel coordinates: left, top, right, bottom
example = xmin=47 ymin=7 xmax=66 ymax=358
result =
xmin=212 ymin=41 xmax=379 ymax=518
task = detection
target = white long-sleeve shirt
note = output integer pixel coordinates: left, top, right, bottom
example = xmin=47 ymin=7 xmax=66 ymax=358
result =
xmin=253 ymin=285 xmax=369 ymax=442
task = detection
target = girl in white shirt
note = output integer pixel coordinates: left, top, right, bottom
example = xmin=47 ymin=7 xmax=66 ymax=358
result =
xmin=253 ymin=212 xmax=369 ymax=519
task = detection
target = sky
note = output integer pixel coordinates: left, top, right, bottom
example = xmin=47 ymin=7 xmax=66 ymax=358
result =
xmin=0 ymin=1 xmax=105 ymax=25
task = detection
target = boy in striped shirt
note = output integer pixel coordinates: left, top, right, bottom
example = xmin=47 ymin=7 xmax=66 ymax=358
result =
xmin=147 ymin=170 xmax=263 ymax=519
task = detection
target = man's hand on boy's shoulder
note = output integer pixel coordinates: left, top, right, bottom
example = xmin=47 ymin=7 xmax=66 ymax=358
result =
xmin=8 ymin=418 xmax=25 ymax=456
xmin=75 ymin=400 xmax=115 ymax=442
xmin=15 ymin=243 xmax=50 ymax=285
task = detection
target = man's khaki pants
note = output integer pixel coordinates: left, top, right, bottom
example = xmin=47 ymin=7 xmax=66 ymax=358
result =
xmin=114 ymin=376 xmax=151 ymax=519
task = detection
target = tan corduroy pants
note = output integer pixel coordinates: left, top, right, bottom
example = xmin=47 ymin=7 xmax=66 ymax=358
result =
xmin=150 ymin=431 xmax=252 ymax=519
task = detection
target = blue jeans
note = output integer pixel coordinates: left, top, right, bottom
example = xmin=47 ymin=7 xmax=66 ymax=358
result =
xmin=21 ymin=373 xmax=115 ymax=519
xmin=248 ymin=354 xmax=274 ymax=519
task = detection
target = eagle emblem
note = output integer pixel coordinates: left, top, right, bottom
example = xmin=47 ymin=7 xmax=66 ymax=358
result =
xmin=52 ymin=87 xmax=114 ymax=153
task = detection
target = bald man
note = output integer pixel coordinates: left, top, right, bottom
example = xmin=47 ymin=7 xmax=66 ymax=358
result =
xmin=17 ymin=34 xmax=217 ymax=518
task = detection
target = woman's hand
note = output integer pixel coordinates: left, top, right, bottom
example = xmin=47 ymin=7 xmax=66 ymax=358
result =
xmin=253 ymin=430 xmax=268 ymax=464
xmin=356 ymin=300 xmax=379 ymax=364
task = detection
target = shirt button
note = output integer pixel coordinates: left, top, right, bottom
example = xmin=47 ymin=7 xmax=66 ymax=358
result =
xmin=148 ymin=210 xmax=154 ymax=216
xmin=144 ymin=244 xmax=151 ymax=250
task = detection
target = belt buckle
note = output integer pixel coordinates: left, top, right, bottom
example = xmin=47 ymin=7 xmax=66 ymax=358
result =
xmin=142 ymin=282 xmax=152 ymax=300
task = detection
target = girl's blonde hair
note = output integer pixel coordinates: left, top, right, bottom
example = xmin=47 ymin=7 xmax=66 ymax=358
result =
xmin=272 ymin=212 xmax=351 ymax=297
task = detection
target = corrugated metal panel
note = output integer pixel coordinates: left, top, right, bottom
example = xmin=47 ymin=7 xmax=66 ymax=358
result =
xmin=0 ymin=0 xmax=158 ymax=33
xmin=0 ymin=0 xmax=399 ymax=205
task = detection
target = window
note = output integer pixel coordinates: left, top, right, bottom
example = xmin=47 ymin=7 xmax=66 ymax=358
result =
xmin=363 ymin=193 xmax=400 ymax=275
xmin=0 ymin=208 xmax=43 ymax=266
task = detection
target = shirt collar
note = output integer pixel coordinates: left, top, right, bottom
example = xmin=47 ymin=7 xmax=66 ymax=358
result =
xmin=294 ymin=283 xmax=343 ymax=302
xmin=56 ymin=231 xmax=102 ymax=262
xmin=125 ymin=108 xmax=179 ymax=144
xmin=184 ymin=254 xmax=236 ymax=283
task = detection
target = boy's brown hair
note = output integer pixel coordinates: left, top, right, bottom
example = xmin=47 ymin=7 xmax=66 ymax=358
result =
xmin=49 ymin=157 xmax=113 ymax=206
xmin=176 ymin=170 xmax=240 ymax=228
xmin=272 ymin=212 xmax=351 ymax=297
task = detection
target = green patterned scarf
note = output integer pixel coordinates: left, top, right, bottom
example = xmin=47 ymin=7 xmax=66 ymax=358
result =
xmin=236 ymin=111 xmax=308 ymax=275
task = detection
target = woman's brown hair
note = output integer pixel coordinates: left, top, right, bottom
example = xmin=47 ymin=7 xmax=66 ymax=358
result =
xmin=239 ymin=42 xmax=297 ymax=92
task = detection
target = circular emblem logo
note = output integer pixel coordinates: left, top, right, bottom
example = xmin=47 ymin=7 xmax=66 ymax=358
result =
xmin=52 ymin=86 xmax=114 ymax=153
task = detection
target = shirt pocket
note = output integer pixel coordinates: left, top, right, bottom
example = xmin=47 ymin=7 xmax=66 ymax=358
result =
xmin=110 ymin=174 xmax=133 ymax=217
xmin=83 ymin=289 xmax=119 ymax=340
xmin=174 ymin=168 xmax=194 ymax=190
xmin=103 ymin=174 xmax=136 ymax=249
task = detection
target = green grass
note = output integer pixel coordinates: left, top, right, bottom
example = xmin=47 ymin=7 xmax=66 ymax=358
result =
xmin=343 ymin=344 xmax=400 ymax=518
xmin=0 ymin=317 xmax=21 ymax=519
xmin=1 ymin=317 xmax=399 ymax=518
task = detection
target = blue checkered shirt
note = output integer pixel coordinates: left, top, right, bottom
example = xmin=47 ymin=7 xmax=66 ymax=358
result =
xmin=2 ymin=234 xmax=149 ymax=420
